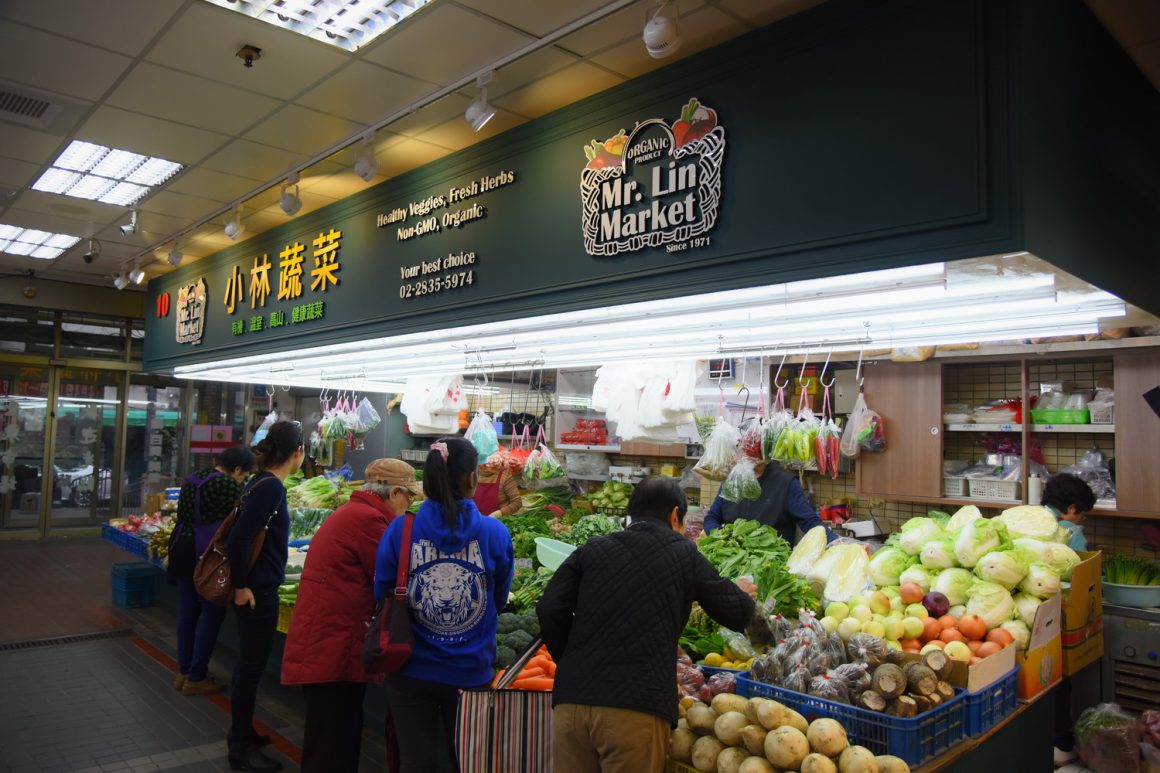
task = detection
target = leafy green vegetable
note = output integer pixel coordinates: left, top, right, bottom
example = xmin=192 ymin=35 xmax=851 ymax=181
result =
xmin=561 ymin=514 xmax=622 ymax=546
xmin=698 ymin=519 xmax=818 ymax=615
xmin=679 ymin=626 xmax=726 ymax=662
xmin=508 ymin=566 xmax=554 ymax=613
xmin=1104 ymin=554 xmax=1160 ymax=586
xmin=289 ymin=507 xmax=332 ymax=539
xmin=498 ymin=513 xmax=553 ymax=561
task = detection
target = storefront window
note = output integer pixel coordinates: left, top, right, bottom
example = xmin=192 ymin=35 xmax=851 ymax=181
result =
xmin=0 ymin=309 xmax=55 ymax=357
xmin=121 ymin=374 xmax=186 ymax=516
xmin=49 ymin=369 xmax=123 ymax=526
xmin=58 ymin=313 xmax=127 ymax=360
xmin=0 ymin=365 xmax=50 ymax=530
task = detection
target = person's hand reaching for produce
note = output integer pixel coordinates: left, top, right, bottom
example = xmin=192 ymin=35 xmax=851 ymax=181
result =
xmin=745 ymin=611 xmax=775 ymax=647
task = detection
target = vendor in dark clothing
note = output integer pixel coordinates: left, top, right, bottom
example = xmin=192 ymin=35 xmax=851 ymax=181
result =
xmin=703 ymin=460 xmax=834 ymax=545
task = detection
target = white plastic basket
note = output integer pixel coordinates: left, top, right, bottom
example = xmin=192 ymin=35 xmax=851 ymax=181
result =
xmin=944 ymin=476 xmax=968 ymax=497
xmin=967 ymin=478 xmax=1021 ymax=501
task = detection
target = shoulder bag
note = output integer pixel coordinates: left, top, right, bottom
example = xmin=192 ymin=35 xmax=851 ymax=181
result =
xmin=362 ymin=513 xmax=416 ymax=674
xmin=192 ymin=476 xmax=280 ymax=607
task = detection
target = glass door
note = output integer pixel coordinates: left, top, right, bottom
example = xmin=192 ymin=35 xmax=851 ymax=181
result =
xmin=0 ymin=365 xmax=50 ymax=531
xmin=50 ymin=368 xmax=124 ymax=527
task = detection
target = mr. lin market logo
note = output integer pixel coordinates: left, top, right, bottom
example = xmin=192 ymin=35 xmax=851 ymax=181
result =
xmin=580 ymin=98 xmax=724 ymax=257
xmin=175 ymin=278 xmax=207 ymax=345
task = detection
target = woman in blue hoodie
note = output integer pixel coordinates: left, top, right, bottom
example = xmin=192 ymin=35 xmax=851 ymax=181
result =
xmin=375 ymin=436 xmax=514 ymax=772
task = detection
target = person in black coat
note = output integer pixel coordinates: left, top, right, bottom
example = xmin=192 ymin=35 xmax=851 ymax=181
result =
xmin=537 ymin=476 xmax=769 ymax=773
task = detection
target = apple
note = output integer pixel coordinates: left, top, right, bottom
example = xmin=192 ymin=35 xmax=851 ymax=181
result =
xmin=902 ymin=616 xmax=925 ymax=639
xmin=851 ymin=605 xmax=873 ymax=623
xmin=847 ymin=595 xmax=868 ymax=610
xmin=885 ymin=639 xmax=904 ymax=652
xmin=890 ymin=597 xmax=905 ymax=614
xmin=882 ymin=618 xmax=906 ymax=642
xmin=881 ymin=586 xmax=901 ymax=599
xmin=837 ymin=618 xmax=863 ymax=641
xmin=920 ymin=642 xmax=945 ymax=656
xmin=905 ymin=603 xmax=930 ymax=619
xmin=944 ymin=640 xmax=972 ymax=662
xmin=819 ymin=616 xmax=840 ymax=634
xmin=868 ymin=591 xmax=892 ymax=616
xmin=872 ymin=613 xmax=886 ymax=624
xmin=861 ymin=621 xmax=886 ymax=639
xmin=825 ymin=602 xmax=850 ymax=621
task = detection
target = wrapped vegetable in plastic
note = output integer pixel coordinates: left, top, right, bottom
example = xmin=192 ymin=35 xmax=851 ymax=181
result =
xmin=708 ymin=671 xmax=738 ymax=696
xmin=738 ymin=418 xmax=766 ymax=461
xmin=768 ymin=612 xmax=795 ymax=642
xmin=721 ymin=629 xmax=759 ymax=661
xmin=787 ymin=525 xmax=829 ymax=577
xmin=762 ymin=405 xmax=793 ymax=463
xmin=721 ymin=457 xmax=762 ymax=502
xmin=822 ymin=543 xmax=872 ymax=602
xmin=847 ymin=633 xmax=892 ymax=669
xmin=841 ymin=393 xmax=885 ymax=457
xmin=809 ymin=673 xmax=851 ymax=704
xmin=781 ymin=664 xmax=812 ymax=694
xmin=825 ymin=633 xmax=849 ymax=669
xmin=677 ymin=660 xmax=706 ymax=698
xmin=1075 ymin=703 xmax=1141 ymax=773
xmin=798 ymin=609 xmax=829 ymax=639
xmin=828 ymin=662 xmax=872 ymax=693
xmin=751 ymin=652 xmax=784 ymax=685
xmin=692 ymin=417 xmax=740 ymax=481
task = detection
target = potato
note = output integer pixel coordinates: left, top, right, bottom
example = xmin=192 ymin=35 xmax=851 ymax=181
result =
xmin=670 ymin=727 xmax=696 ymax=763
xmin=678 ymin=718 xmax=690 ymax=731
xmin=801 ymin=752 xmax=839 ymax=773
xmin=712 ymin=693 xmax=750 ymax=716
xmin=785 ymin=708 xmax=809 ymax=734
xmin=692 ymin=736 xmax=726 ymax=772
xmin=740 ymin=724 xmax=767 ymax=756
xmin=807 ymin=717 xmax=849 ymax=757
xmin=874 ymin=755 xmax=911 ymax=773
xmin=739 ymin=757 xmax=776 ymax=773
xmin=838 ymin=745 xmax=879 ymax=773
xmin=714 ymin=711 xmax=749 ymax=747
xmin=688 ymin=704 xmax=718 ymax=736
xmin=746 ymin=697 xmax=770 ymax=725
xmin=764 ymin=726 xmax=810 ymax=770
xmin=753 ymin=698 xmax=795 ymax=731
xmin=718 ymin=746 xmax=750 ymax=773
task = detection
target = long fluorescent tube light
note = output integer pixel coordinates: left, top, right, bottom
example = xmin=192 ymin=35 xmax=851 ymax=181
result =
xmin=205 ymin=0 xmax=433 ymax=52
xmin=0 ymin=224 xmax=81 ymax=260
xmin=32 ymin=140 xmax=182 ymax=206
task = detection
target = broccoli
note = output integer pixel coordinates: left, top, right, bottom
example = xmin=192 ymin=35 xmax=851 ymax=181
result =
xmin=503 ymin=629 xmax=534 ymax=653
xmin=517 ymin=614 xmax=540 ymax=636
xmin=494 ymin=645 xmax=517 ymax=669
xmin=497 ymin=612 xmax=519 ymax=635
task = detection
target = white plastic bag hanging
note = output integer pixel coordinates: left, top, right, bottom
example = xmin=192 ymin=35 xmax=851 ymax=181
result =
xmin=840 ymin=393 xmax=886 ymax=457
xmin=692 ymin=417 xmax=740 ymax=481
xmin=465 ymin=409 xmax=499 ymax=460
xmin=721 ymin=457 xmax=761 ymax=502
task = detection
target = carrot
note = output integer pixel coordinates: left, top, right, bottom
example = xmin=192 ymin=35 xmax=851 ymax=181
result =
xmin=524 ymin=656 xmax=553 ymax=673
xmin=510 ymin=676 xmax=554 ymax=691
xmin=491 ymin=669 xmax=506 ymax=688
xmin=516 ymin=666 xmax=546 ymax=679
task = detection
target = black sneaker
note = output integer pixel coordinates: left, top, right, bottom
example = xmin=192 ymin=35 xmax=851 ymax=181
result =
xmin=227 ymin=744 xmax=282 ymax=773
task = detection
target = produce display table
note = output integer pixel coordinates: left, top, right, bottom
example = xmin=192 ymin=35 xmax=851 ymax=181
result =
xmin=101 ymin=522 xmax=166 ymax=570
xmin=914 ymin=686 xmax=1056 ymax=773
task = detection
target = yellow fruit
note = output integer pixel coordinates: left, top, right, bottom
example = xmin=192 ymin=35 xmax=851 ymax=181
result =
xmin=680 ymin=696 xmax=696 ymax=710
xmin=704 ymin=652 xmax=725 ymax=667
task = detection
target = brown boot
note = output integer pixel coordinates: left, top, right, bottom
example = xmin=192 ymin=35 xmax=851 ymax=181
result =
xmin=182 ymin=676 xmax=226 ymax=696
xmin=173 ymin=673 xmax=187 ymax=691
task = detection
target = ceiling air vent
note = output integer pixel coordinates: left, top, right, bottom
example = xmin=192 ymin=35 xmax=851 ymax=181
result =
xmin=0 ymin=80 xmax=87 ymax=133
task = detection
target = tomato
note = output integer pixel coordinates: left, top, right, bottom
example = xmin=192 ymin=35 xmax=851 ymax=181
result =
xmin=957 ymin=614 xmax=987 ymax=641
xmin=921 ymin=618 xmax=944 ymax=642
xmin=978 ymin=642 xmax=1002 ymax=658
xmin=986 ymin=628 xmax=1015 ymax=647
xmin=967 ymin=640 xmax=985 ymax=655
xmin=939 ymin=628 xmax=965 ymax=644
xmin=937 ymin=615 xmax=958 ymax=630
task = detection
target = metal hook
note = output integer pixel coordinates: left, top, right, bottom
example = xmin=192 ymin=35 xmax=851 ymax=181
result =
xmin=855 ymin=343 xmax=866 ymax=388
xmin=773 ymin=349 xmax=790 ymax=390
xmin=798 ymin=345 xmax=812 ymax=380
xmin=737 ymin=385 xmax=751 ymax=423
xmin=820 ymin=346 xmax=836 ymax=389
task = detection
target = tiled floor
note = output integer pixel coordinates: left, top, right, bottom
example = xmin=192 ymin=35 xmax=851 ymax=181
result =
xmin=0 ymin=538 xmax=389 ymax=773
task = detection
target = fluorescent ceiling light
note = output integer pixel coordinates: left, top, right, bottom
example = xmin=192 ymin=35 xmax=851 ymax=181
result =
xmin=0 ymin=224 xmax=81 ymax=260
xmin=31 ymin=140 xmax=183 ymax=206
xmin=205 ymin=0 xmax=432 ymax=52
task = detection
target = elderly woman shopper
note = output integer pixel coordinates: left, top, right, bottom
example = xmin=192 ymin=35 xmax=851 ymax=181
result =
xmin=282 ymin=459 xmax=422 ymax=773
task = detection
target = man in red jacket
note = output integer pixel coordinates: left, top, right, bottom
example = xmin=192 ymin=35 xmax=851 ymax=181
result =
xmin=281 ymin=459 xmax=421 ymax=773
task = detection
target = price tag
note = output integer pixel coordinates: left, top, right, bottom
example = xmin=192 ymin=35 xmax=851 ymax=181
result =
xmin=515 ymin=558 xmax=534 ymax=570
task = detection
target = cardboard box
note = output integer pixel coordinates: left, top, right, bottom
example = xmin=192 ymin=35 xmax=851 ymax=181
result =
xmin=1062 ymin=550 xmax=1104 ymax=675
xmin=1016 ymin=593 xmax=1063 ymax=700
xmin=903 ymin=642 xmax=1017 ymax=693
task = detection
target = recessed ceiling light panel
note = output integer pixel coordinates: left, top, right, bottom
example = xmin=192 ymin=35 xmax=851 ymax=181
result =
xmin=205 ymin=0 xmax=432 ymax=52
xmin=0 ymin=223 xmax=80 ymax=260
xmin=31 ymin=140 xmax=183 ymax=206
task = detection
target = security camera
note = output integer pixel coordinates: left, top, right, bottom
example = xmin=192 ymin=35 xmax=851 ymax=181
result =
xmin=83 ymin=252 xmax=94 ymax=263
xmin=83 ymin=237 xmax=101 ymax=264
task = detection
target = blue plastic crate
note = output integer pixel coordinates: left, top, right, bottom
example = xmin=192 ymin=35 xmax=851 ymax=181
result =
xmin=965 ymin=667 xmax=1019 ymax=737
xmin=111 ymin=562 xmax=157 ymax=609
xmin=737 ymin=672 xmax=967 ymax=767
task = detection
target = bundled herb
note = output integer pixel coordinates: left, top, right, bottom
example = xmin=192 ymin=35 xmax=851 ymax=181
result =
xmin=289 ymin=507 xmax=332 ymax=539
xmin=561 ymin=514 xmax=622 ymax=546
xmin=1104 ymin=554 xmax=1160 ymax=586
xmin=508 ymin=566 xmax=555 ymax=613
xmin=698 ymin=519 xmax=819 ymax=615
xmin=498 ymin=513 xmax=554 ymax=561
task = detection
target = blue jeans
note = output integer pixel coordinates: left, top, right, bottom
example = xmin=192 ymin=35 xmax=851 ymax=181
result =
xmin=176 ymin=577 xmax=226 ymax=682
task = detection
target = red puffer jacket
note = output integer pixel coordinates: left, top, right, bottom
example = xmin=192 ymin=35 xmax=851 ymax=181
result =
xmin=281 ymin=490 xmax=396 ymax=685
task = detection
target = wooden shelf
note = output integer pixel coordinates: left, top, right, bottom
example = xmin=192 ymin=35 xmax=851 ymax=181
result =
xmin=944 ymin=423 xmax=1114 ymax=433
xmin=556 ymin=443 xmax=621 ymax=452
xmin=945 ymin=423 xmax=1021 ymax=432
xmin=877 ymin=493 xmax=1022 ymax=509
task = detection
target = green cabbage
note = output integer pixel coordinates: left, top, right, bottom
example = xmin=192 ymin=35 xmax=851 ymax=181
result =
xmin=954 ymin=518 xmax=1006 ymax=568
xmin=1012 ymin=537 xmax=1081 ymax=580
xmin=899 ymin=565 xmax=933 ymax=593
xmin=920 ymin=535 xmax=959 ymax=569
xmin=931 ymin=568 xmax=975 ymax=606
xmin=973 ymin=550 xmax=1029 ymax=591
xmin=1019 ymin=563 xmax=1062 ymax=598
xmin=997 ymin=505 xmax=1063 ymax=542
xmin=898 ymin=517 xmax=946 ymax=556
xmin=869 ymin=546 xmax=915 ymax=587
xmin=1000 ymin=619 xmax=1031 ymax=650
xmin=946 ymin=505 xmax=983 ymax=533
xmin=788 ymin=525 xmax=829 ymax=577
xmin=822 ymin=544 xmax=871 ymax=603
xmin=965 ymin=580 xmax=1016 ymax=629
xmin=1012 ymin=592 xmax=1043 ymax=627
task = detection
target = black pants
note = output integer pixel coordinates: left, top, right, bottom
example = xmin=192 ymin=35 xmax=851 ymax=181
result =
xmin=229 ymin=586 xmax=279 ymax=745
xmin=384 ymin=673 xmax=465 ymax=773
xmin=301 ymin=682 xmax=366 ymax=773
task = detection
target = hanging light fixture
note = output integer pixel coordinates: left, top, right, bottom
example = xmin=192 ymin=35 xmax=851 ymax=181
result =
xmin=465 ymin=72 xmax=496 ymax=132
xmin=280 ymin=172 xmax=302 ymax=215
xmin=353 ymin=133 xmax=378 ymax=182
xmin=224 ymin=203 xmax=246 ymax=240
xmin=643 ymin=1 xmax=681 ymax=59
xmin=118 ymin=208 xmax=138 ymax=236
xmin=113 ymin=270 xmax=130 ymax=290
xmin=167 ymin=241 xmax=182 ymax=266
xmin=129 ymin=263 xmax=147 ymax=285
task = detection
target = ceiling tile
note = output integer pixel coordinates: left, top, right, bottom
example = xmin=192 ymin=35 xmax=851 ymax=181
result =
xmin=589 ymin=7 xmax=749 ymax=78
xmin=10 ymin=190 xmax=124 ymax=226
xmin=145 ymin=3 xmax=350 ymax=101
xmin=716 ymin=0 xmax=824 ymax=27
xmin=166 ymin=167 xmax=261 ymax=203
xmin=202 ymin=139 xmax=306 ymax=182
xmin=0 ymin=157 xmax=42 ymax=190
xmin=95 ymin=209 xmax=190 ymax=245
xmin=138 ymin=189 xmax=223 ymax=221
xmin=0 ymin=22 xmax=133 ymax=101
xmin=0 ymin=205 xmax=96 ymax=238
xmin=299 ymin=169 xmax=384 ymax=199
xmin=78 ymin=106 xmax=230 ymax=164
xmin=0 ymin=124 xmax=67 ymax=166
xmin=362 ymin=5 xmax=534 ymax=86
xmin=380 ymin=94 xmax=473 ymax=140
xmin=454 ymin=0 xmax=615 ymax=38
xmin=419 ymin=108 xmax=528 ymax=153
xmin=378 ymin=139 xmax=454 ymax=179
xmin=0 ymin=0 xmax=184 ymax=57
xmin=490 ymin=47 xmax=579 ymax=98
xmin=491 ymin=62 xmax=625 ymax=119
xmin=244 ymin=105 xmax=363 ymax=156
xmin=555 ymin=3 xmax=667 ymax=57
xmin=296 ymin=61 xmax=437 ymax=125
xmin=107 ymin=62 xmax=284 ymax=136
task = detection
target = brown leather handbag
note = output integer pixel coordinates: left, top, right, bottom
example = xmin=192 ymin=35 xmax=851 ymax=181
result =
xmin=193 ymin=477 xmax=280 ymax=606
